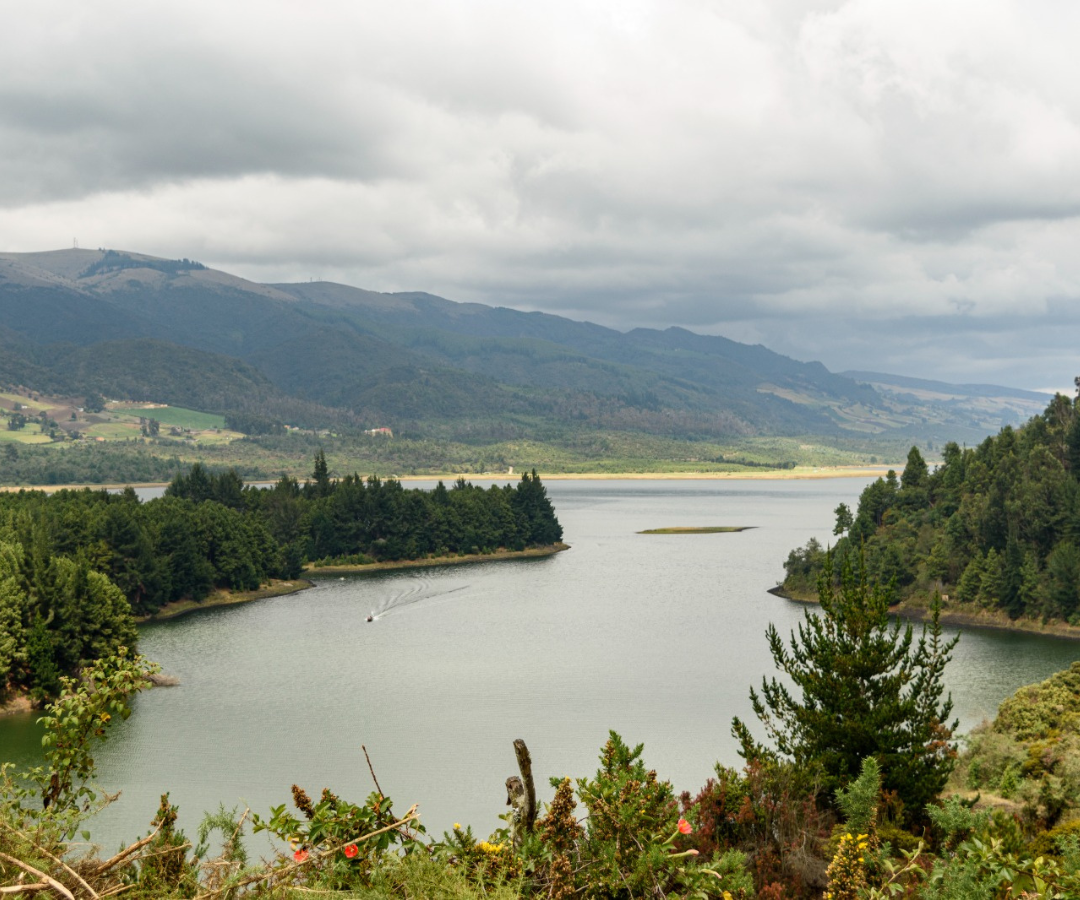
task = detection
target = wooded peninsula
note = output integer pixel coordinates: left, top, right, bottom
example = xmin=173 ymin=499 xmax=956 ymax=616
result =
xmin=0 ymin=455 xmax=562 ymax=703
xmin=782 ymin=391 xmax=1080 ymax=629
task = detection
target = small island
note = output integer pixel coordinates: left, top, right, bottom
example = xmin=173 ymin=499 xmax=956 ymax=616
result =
xmin=638 ymin=526 xmax=752 ymax=534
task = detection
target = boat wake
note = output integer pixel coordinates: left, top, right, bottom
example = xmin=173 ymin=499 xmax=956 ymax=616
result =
xmin=363 ymin=574 xmax=470 ymax=621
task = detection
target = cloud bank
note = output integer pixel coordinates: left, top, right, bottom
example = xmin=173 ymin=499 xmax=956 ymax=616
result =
xmin=2 ymin=0 xmax=1078 ymax=390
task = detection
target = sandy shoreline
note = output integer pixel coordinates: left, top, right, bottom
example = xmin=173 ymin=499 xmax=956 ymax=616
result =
xmin=137 ymin=543 xmax=569 ymax=624
xmin=769 ymin=585 xmax=1080 ymax=642
xmin=0 ymin=466 xmax=894 ymax=493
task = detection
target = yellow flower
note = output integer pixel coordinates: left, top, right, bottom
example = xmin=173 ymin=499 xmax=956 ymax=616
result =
xmin=453 ymin=823 xmax=461 ymax=830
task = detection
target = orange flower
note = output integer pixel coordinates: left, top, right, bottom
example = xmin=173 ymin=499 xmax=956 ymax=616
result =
xmin=294 ymin=849 xmax=308 ymax=862
xmin=343 ymin=844 xmax=358 ymax=859
xmin=677 ymin=818 xmax=692 ymax=835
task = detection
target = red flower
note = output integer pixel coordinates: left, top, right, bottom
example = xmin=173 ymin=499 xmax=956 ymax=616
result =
xmin=294 ymin=849 xmax=309 ymax=863
xmin=343 ymin=844 xmax=358 ymax=859
xmin=677 ymin=818 xmax=692 ymax=835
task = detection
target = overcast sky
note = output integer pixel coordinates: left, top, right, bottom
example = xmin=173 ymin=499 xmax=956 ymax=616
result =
xmin=2 ymin=1 xmax=1078 ymax=392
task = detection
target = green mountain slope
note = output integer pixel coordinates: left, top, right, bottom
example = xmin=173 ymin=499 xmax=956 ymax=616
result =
xmin=0 ymin=247 xmax=1043 ymax=446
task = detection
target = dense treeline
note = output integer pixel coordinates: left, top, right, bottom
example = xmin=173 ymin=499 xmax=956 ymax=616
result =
xmin=0 ymin=443 xmax=203 ymax=486
xmin=0 ymin=459 xmax=562 ymax=701
xmin=783 ymin=391 xmax=1080 ymax=621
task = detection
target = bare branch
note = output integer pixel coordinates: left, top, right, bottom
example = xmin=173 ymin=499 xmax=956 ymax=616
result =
xmin=361 ymin=745 xmax=384 ymax=797
xmin=0 ymin=825 xmax=100 ymax=900
xmin=513 ymin=739 xmax=537 ymax=834
xmin=0 ymin=852 xmax=75 ymax=900
xmin=88 ymin=824 xmax=161 ymax=875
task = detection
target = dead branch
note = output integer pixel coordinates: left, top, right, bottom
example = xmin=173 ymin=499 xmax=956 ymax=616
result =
xmin=127 ymin=842 xmax=191 ymax=865
xmin=513 ymin=739 xmax=537 ymax=834
xmin=0 ymin=852 xmax=75 ymax=900
xmin=0 ymin=831 xmax=99 ymax=900
xmin=227 ymin=808 xmax=249 ymax=854
xmin=1 ymin=882 xmax=51 ymax=894
xmin=0 ymin=824 xmax=97 ymax=900
xmin=87 ymin=825 xmax=161 ymax=876
xmin=97 ymin=885 xmax=134 ymax=898
xmin=361 ymin=745 xmax=384 ymax=797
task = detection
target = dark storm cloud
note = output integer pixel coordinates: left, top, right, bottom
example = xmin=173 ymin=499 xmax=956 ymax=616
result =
xmin=1 ymin=1 xmax=1078 ymax=391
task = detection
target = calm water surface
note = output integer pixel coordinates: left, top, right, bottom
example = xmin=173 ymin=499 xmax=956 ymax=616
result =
xmin=3 ymin=478 xmax=1078 ymax=852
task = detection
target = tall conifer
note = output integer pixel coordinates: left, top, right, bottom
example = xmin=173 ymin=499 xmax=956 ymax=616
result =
xmin=733 ymin=553 xmax=958 ymax=825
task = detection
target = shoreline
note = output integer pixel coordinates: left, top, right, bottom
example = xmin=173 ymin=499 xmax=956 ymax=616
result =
xmin=0 ymin=466 xmax=895 ymax=493
xmin=306 ymin=542 xmax=569 ymax=576
xmin=768 ymin=585 xmax=1080 ymax=642
xmin=137 ymin=543 xmax=570 ymax=623
xmin=0 ymin=693 xmax=33 ymax=719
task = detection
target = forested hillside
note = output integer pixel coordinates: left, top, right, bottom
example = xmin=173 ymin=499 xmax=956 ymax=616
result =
xmin=782 ymin=391 xmax=1080 ymax=622
xmin=0 ymin=248 xmax=1047 ymax=450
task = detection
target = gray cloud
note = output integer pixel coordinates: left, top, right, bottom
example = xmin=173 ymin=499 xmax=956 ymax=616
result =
xmin=1 ymin=0 xmax=1078 ymax=391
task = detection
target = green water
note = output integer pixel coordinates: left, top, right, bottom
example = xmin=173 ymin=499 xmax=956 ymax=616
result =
xmin=2 ymin=478 xmax=1077 ymax=853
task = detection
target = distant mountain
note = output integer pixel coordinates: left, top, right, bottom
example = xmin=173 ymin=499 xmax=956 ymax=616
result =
xmin=843 ymin=370 xmax=1053 ymax=433
xmin=843 ymin=370 xmax=1052 ymax=403
xmin=0 ymin=248 xmax=1041 ymax=444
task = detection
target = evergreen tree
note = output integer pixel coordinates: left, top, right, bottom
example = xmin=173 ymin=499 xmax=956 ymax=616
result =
xmin=0 ymin=541 xmax=25 ymax=696
xmin=833 ymin=503 xmax=853 ymax=537
xmin=733 ymin=553 xmax=958 ymax=825
xmin=312 ymin=449 xmax=331 ymax=498
xmin=901 ymin=446 xmax=928 ymax=491
xmin=1067 ymin=414 xmax=1080 ymax=480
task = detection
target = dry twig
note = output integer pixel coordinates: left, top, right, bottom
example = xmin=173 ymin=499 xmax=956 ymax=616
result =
xmin=88 ymin=825 xmax=162 ymax=876
xmin=361 ymin=746 xmax=384 ymax=797
xmin=0 ymin=852 xmax=75 ymax=900
xmin=0 ymin=825 xmax=100 ymax=900
xmin=1 ymin=882 xmax=52 ymax=894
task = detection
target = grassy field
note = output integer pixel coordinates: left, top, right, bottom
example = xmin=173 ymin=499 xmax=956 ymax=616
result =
xmin=129 ymin=406 xmax=227 ymax=430
xmin=0 ymin=392 xmax=55 ymax=412
xmin=85 ymin=421 xmax=143 ymax=439
xmin=0 ymin=428 xmax=53 ymax=444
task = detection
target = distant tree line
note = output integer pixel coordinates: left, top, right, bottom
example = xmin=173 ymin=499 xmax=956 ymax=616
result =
xmin=783 ymin=391 xmax=1080 ymax=621
xmin=223 ymin=412 xmax=286 ymax=435
xmin=80 ymin=250 xmax=206 ymax=278
xmin=0 ymin=457 xmax=562 ymax=701
xmin=0 ymin=443 xmax=202 ymax=486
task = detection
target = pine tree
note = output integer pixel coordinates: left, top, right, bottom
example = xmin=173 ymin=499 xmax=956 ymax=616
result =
xmin=1067 ymin=413 xmax=1080 ymax=480
xmin=312 ymin=449 xmax=331 ymax=498
xmin=732 ymin=553 xmax=958 ymax=825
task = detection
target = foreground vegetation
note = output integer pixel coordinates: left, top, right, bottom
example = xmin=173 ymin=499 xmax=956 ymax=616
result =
xmin=783 ymin=391 xmax=1080 ymax=626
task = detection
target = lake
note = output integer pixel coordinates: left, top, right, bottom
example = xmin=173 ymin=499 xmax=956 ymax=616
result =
xmin=3 ymin=477 xmax=1078 ymax=853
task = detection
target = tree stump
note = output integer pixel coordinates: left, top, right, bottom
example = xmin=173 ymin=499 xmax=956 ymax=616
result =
xmin=506 ymin=738 xmax=536 ymax=847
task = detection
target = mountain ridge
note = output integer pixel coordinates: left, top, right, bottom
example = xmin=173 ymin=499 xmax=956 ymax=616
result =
xmin=0 ymin=248 xmax=1047 ymax=445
